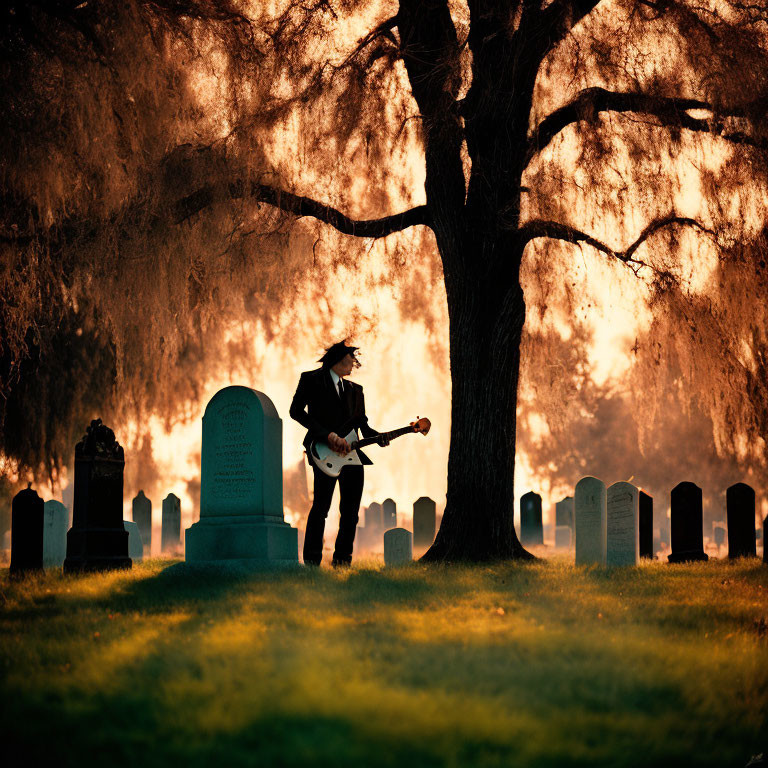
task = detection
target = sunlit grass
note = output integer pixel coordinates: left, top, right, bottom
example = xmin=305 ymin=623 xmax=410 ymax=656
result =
xmin=1 ymin=557 xmax=767 ymax=767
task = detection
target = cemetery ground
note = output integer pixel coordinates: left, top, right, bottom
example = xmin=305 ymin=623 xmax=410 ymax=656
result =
xmin=1 ymin=557 xmax=767 ymax=768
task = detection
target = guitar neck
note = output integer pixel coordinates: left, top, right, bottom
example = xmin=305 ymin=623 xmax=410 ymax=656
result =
xmin=353 ymin=425 xmax=414 ymax=449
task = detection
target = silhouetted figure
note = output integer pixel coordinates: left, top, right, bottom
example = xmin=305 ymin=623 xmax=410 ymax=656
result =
xmin=290 ymin=341 xmax=387 ymax=566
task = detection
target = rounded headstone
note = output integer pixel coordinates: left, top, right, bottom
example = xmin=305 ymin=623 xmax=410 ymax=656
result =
xmin=161 ymin=492 xmax=182 ymax=555
xmin=10 ymin=485 xmax=44 ymax=576
xmin=639 ymin=491 xmax=653 ymax=559
xmin=384 ymin=527 xmax=413 ymax=567
xmin=555 ymin=497 xmax=574 ymax=529
xmin=413 ymin=496 xmax=436 ymax=548
xmin=606 ymin=481 xmax=639 ymax=567
xmin=575 ymin=476 xmax=607 ymax=566
xmin=365 ymin=502 xmax=383 ymax=531
xmin=726 ymin=483 xmax=757 ymax=558
xmin=132 ymin=491 xmax=152 ymax=554
xmin=668 ymin=482 xmax=708 ymax=563
xmin=519 ymin=491 xmax=543 ymax=547
xmin=382 ymin=498 xmax=397 ymax=530
xmin=185 ymin=386 xmax=298 ymax=565
xmin=124 ymin=520 xmax=144 ymax=561
xmin=43 ymin=500 xmax=69 ymax=569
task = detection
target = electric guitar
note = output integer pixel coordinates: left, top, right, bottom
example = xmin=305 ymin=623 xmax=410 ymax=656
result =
xmin=309 ymin=417 xmax=431 ymax=478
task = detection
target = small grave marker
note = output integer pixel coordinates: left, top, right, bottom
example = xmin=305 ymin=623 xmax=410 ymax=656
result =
xmin=413 ymin=496 xmax=436 ymax=548
xmin=43 ymin=500 xmax=68 ymax=569
xmin=161 ymin=493 xmax=181 ymax=555
xmin=384 ymin=527 xmax=412 ymax=566
xmin=520 ymin=491 xmax=543 ymax=547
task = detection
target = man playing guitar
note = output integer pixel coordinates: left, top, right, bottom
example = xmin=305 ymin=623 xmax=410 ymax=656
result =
xmin=289 ymin=341 xmax=389 ymax=567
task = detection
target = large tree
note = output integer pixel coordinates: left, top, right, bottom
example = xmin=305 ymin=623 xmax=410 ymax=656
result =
xmin=2 ymin=0 xmax=767 ymax=559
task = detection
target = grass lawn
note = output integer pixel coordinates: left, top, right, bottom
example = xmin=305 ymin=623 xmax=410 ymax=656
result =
xmin=1 ymin=556 xmax=767 ymax=768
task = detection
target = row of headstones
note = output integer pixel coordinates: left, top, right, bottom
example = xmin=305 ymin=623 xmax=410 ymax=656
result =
xmin=571 ymin=478 xmax=763 ymax=566
xmin=8 ymin=485 xmax=184 ymax=575
xmin=359 ymin=496 xmax=437 ymax=549
xmin=520 ymin=481 xmax=765 ymax=564
xmin=130 ymin=490 xmax=183 ymax=557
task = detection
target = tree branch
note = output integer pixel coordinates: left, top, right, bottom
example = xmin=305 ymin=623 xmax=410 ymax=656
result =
xmin=518 ymin=215 xmax=716 ymax=275
xmin=336 ymin=14 xmax=399 ymax=69
xmin=174 ymin=181 xmax=431 ymax=238
xmin=535 ymin=0 xmax=604 ymax=55
xmin=525 ymin=87 xmax=764 ymax=166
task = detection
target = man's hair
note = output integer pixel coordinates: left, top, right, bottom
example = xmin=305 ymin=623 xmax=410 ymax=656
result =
xmin=318 ymin=340 xmax=360 ymax=368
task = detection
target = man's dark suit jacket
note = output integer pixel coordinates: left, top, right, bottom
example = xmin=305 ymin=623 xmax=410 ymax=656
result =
xmin=289 ymin=367 xmax=380 ymax=465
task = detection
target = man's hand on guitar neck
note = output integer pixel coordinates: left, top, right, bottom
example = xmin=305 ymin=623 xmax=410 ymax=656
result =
xmin=328 ymin=432 xmax=352 ymax=455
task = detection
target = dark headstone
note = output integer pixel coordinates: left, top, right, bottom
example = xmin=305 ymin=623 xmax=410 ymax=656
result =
xmin=555 ymin=496 xmax=574 ymax=528
xmin=639 ymin=491 xmax=653 ymax=559
xmin=365 ymin=502 xmax=383 ymax=532
xmin=161 ymin=493 xmax=181 ymax=555
xmin=382 ymin=498 xmax=397 ymax=530
xmin=0 ymin=502 xmax=10 ymax=541
xmin=764 ymin=515 xmax=768 ymax=564
xmin=413 ymin=496 xmax=436 ymax=548
xmin=63 ymin=419 xmax=131 ymax=573
xmin=714 ymin=525 xmax=726 ymax=548
xmin=10 ymin=484 xmax=44 ymax=576
xmin=520 ymin=491 xmax=543 ymax=547
xmin=726 ymin=483 xmax=757 ymax=558
xmin=668 ymin=482 xmax=708 ymax=563
xmin=132 ymin=491 xmax=152 ymax=554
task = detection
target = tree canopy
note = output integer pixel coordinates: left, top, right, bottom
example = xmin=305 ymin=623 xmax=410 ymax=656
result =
xmin=1 ymin=0 xmax=767 ymax=550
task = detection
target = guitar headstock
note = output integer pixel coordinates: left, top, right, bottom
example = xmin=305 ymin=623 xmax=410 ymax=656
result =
xmin=411 ymin=417 xmax=431 ymax=435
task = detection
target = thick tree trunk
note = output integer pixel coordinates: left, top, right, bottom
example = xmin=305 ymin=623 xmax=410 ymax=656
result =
xmin=422 ymin=240 xmax=533 ymax=562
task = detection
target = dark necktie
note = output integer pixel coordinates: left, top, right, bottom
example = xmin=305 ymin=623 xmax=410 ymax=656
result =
xmin=338 ymin=379 xmax=344 ymax=399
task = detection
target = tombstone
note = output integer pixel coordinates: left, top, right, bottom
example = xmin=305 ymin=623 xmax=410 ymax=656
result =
xmin=413 ymin=496 xmax=436 ymax=548
xmin=606 ymin=482 xmax=639 ymax=567
xmin=10 ymin=485 xmax=44 ymax=576
xmin=639 ymin=491 xmax=653 ymax=559
xmin=185 ymin=386 xmax=298 ymax=565
xmin=43 ymin=500 xmax=69 ymax=569
xmin=713 ymin=524 xmax=726 ymax=548
xmin=62 ymin=482 xmax=74 ymax=527
xmin=554 ymin=525 xmax=572 ymax=549
xmin=668 ymin=482 xmax=708 ymax=563
xmin=124 ymin=520 xmax=143 ymax=562
xmin=64 ymin=419 xmax=131 ymax=572
xmin=132 ymin=491 xmax=152 ymax=556
xmin=161 ymin=493 xmax=181 ymax=555
xmin=0 ymin=501 xmax=10 ymax=541
xmin=384 ymin=527 xmax=413 ymax=566
xmin=726 ymin=483 xmax=757 ymax=558
xmin=382 ymin=498 xmax=397 ymax=530
xmin=365 ymin=502 xmax=383 ymax=532
xmin=519 ymin=491 xmax=543 ymax=547
xmin=575 ymin=477 xmax=607 ymax=566
xmin=764 ymin=515 xmax=768 ymax=564
xmin=555 ymin=497 xmax=574 ymax=529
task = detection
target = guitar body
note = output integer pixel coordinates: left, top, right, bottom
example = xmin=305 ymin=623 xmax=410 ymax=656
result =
xmin=308 ymin=417 xmax=431 ymax=478
xmin=309 ymin=429 xmax=362 ymax=478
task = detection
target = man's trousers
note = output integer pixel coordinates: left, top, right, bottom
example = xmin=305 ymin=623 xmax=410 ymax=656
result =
xmin=303 ymin=464 xmax=364 ymax=565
